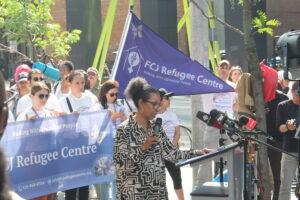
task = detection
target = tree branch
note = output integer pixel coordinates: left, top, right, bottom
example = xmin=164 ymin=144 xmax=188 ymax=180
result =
xmin=0 ymin=43 xmax=30 ymax=59
xmin=190 ymin=0 xmax=244 ymax=36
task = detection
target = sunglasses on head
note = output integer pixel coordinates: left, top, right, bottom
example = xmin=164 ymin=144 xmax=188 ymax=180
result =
xmin=38 ymin=94 xmax=49 ymax=100
xmin=109 ymin=93 xmax=118 ymax=97
xmin=32 ymin=77 xmax=44 ymax=82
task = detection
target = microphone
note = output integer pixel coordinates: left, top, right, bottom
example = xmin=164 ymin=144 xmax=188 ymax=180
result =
xmin=238 ymin=115 xmax=274 ymax=139
xmin=196 ymin=110 xmax=222 ymax=129
xmin=209 ymin=109 xmax=240 ymax=133
xmin=239 ymin=115 xmax=257 ymax=130
xmin=153 ymin=118 xmax=162 ymax=135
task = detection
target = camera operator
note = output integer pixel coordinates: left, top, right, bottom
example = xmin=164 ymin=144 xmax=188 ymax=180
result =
xmin=276 ymin=81 xmax=300 ymax=200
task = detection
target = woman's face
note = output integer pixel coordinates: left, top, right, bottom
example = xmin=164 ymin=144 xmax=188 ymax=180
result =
xmin=70 ymin=74 xmax=85 ymax=95
xmin=106 ymin=87 xmax=118 ymax=103
xmin=230 ymin=69 xmax=242 ymax=83
xmin=31 ymin=88 xmax=49 ymax=108
xmin=139 ymin=93 xmax=161 ymax=120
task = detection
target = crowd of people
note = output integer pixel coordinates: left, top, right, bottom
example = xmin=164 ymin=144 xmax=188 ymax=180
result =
xmin=1 ymin=56 xmax=299 ymax=200
xmin=196 ymin=58 xmax=298 ymax=200
xmin=2 ymin=59 xmax=211 ymax=200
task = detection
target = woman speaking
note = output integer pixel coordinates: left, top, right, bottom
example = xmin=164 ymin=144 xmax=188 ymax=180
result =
xmin=113 ymin=77 xmax=210 ymax=200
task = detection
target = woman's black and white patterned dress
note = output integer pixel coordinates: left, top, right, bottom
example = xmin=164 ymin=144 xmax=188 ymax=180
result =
xmin=113 ymin=115 xmax=197 ymax=200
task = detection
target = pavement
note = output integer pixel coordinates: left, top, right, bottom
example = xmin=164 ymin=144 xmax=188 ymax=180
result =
xmin=166 ymin=165 xmax=298 ymax=200
xmin=167 ymin=165 xmax=193 ymax=200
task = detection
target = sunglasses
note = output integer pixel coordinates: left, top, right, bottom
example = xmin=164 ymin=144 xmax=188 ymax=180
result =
xmin=38 ymin=94 xmax=49 ymax=100
xmin=32 ymin=77 xmax=45 ymax=81
xmin=146 ymin=100 xmax=161 ymax=110
xmin=109 ymin=93 xmax=118 ymax=97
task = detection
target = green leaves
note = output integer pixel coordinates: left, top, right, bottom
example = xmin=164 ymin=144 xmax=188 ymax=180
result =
xmin=0 ymin=0 xmax=81 ymax=58
xmin=252 ymin=10 xmax=280 ymax=36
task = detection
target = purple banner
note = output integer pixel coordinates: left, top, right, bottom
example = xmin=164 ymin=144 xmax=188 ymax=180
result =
xmin=111 ymin=12 xmax=234 ymax=97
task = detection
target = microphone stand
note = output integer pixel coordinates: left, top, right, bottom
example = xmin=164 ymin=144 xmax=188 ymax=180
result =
xmin=226 ymin=130 xmax=298 ymax=200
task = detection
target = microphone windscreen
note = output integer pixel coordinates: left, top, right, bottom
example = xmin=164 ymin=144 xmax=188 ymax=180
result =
xmin=238 ymin=115 xmax=249 ymax=126
xmin=196 ymin=111 xmax=210 ymax=123
xmin=239 ymin=115 xmax=257 ymax=130
xmin=155 ymin=118 xmax=162 ymax=126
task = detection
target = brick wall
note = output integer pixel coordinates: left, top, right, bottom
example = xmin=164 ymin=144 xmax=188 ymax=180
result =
xmin=52 ymin=0 xmax=67 ymax=31
xmin=266 ymin=0 xmax=300 ymax=57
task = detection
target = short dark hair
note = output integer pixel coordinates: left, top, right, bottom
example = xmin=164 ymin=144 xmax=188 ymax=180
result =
xmin=60 ymin=61 xmax=74 ymax=72
xmin=125 ymin=77 xmax=159 ymax=108
xmin=18 ymin=58 xmax=33 ymax=68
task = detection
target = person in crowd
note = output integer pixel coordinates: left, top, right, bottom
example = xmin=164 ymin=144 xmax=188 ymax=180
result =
xmin=16 ymin=82 xmax=54 ymax=121
xmin=0 ymin=72 xmax=24 ymax=200
xmin=87 ymin=67 xmax=101 ymax=97
xmin=265 ymin=89 xmax=288 ymax=200
xmin=277 ymin=70 xmax=292 ymax=94
xmin=8 ymin=72 xmax=30 ymax=118
xmin=58 ymin=70 xmax=96 ymax=200
xmin=228 ymin=65 xmax=243 ymax=84
xmin=77 ymin=69 xmax=99 ymax=104
xmin=94 ymin=80 xmax=126 ymax=200
xmin=54 ymin=61 xmax=74 ymax=99
xmin=14 ymin=64 xmax=32 ymax=84
xmin=113 ymin=77 xmax=211 ymax=200
xmin=16 ymin=69 xmax=60 ymax=116
xmin=197 ymin=59 xmax=236 ymax=185
xmin=277 ymin=81 xmax=300 ymax=200
xmin=16 ymin=82 xmax=56 ymax=200
xmin=98 ymin=80 xmax=126 ymax=134
xmin=156 ymin=88 xmax=184 ymax=200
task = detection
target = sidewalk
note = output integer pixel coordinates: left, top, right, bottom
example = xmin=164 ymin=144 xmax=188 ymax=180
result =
xmin=167 ymin=165 xmax=193 ymax=200
xmin=166 ymin=165 xmax=298 ymax=200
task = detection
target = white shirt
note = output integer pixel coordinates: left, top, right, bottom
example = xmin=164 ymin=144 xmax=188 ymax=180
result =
xmin=202 ymin=80 xmax=236 ymax=119
xmin=7 ymin=110 xmax=15 ymax=123
xmin=59 ymin=92 xmax=95 ymax=114
xmin=54 ymin=82 xmax=70 ymax=99
xmin=16 ymin=94 xmax=60 ymax=116
xmin=94 ymin=101 xmax=126 ymax=134
xmin=156 ymin=108 xmax=180 ymax=141
xmin=16 ymin=107 xmax=53 ymax=121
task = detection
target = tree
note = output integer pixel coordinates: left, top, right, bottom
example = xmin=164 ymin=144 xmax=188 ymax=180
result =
xmin=190 ymin=0 xmax=280 ymax=199
xmin=0 ymin=0 xmax=81 ymax=62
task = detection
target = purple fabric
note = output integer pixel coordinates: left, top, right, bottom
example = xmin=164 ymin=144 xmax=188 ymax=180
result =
xmin=112 ymin=12 xmax=234 ymax=97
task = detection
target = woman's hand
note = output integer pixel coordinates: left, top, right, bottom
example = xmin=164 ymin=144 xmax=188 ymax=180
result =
xmin=111 ymin=112 xmax=125 ymax=121
xmin=194 ymin=148 xmax=214 ymax=156
xmin=140 ymin=136 xmax=158 ymax=152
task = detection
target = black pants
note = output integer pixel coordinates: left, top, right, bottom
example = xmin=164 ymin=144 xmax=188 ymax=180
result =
xmin=267 ymin=139 xmax=283 ymax=200
xmin=65 ymin=186 xmax=89 ymax=200
xmin=164 ymin=159 xmax=182 ymax=189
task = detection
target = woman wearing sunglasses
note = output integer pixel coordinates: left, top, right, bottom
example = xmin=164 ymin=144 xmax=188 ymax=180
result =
xmin=16 ymin=82 xmax=56 ymax=200
xmin=16 ymin=82 xmax=53 ymax=121
xmin=95 ymin=80 xmax=126 ymax=200
xmin=114 ymin=77 xmax=212 ymax=200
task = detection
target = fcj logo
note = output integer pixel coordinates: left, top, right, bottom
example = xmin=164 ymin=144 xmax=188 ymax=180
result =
xmin=127 ymin=51 xmax=140 ymax=73
xmin=122 ymin=46 xmax=143 ymax=74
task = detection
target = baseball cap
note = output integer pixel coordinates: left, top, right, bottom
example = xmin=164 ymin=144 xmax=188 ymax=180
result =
xmin=14 ymin=64 xmax=32 ymax=81
xmin=18 ymin=72 xmax=29 ymax=82
xmin=158 ymin=88 xmax=174 ymax=98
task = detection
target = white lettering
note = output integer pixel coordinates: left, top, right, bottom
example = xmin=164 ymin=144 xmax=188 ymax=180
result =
xmin=61 ymin=145 xmax=97 ymax=158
